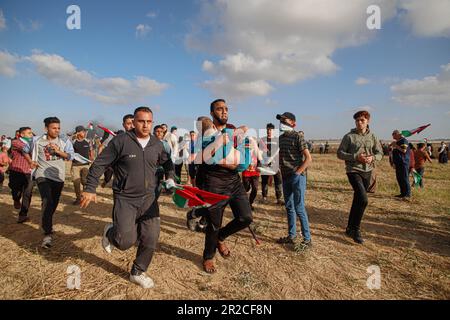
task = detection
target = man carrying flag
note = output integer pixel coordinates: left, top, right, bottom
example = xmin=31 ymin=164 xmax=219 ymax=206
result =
xmin=81 ymin=107 xmax=175 ymax=289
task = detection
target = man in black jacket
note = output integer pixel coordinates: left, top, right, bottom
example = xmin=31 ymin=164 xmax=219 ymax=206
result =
xmin=80 ymin=106 xmax=175 ymax=289
xmin=201 ymin=99 xmax=253 ymax=274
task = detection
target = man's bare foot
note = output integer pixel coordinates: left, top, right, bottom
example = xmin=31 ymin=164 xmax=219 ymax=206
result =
xmin=203 ymin=259 xmax=216 ymax=273
xmin=217 ymin=241 xmax=231 ymax=258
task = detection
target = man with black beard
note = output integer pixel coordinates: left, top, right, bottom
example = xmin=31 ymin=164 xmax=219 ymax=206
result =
xmin=200 ymin=99 xmax=253 ymax=273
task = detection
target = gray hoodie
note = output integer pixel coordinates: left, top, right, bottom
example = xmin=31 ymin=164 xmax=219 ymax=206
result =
xmin=337 ymin=128 xmax=383 ymax=173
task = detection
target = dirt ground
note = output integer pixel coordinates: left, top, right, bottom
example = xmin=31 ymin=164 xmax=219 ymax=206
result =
xmin=0 ymin=155 xmax=449 ymax=300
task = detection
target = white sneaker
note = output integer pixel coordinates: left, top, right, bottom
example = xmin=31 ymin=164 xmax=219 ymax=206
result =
xmin=41 ymin=235 xmax=52 ymax=249
xmin=130 ymin=272 xmax=155 ymax=289
xmin=102 ymin=224 xmax=113 ymax=253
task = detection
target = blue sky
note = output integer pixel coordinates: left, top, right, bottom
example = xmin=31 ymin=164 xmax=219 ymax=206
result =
xmin=1 ymin=0 xmax=449 ymax=140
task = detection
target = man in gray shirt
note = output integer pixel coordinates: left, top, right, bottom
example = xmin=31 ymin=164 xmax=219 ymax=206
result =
xmin=29 ymin=117 xmax=74 ymax=248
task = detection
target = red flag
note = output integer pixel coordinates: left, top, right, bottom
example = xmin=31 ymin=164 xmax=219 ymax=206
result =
xmin=97 ymin=125 xmax=116 ymax=137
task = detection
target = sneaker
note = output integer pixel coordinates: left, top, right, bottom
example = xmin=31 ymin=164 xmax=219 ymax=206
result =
xmin=186 ymin=209 xmax=198 ymax=231
xmin=102 ymin=224 xmax=114 ymax=253
xmin=14 ymin=200 xmax=21 ymax=210
xmin=72 ymin=199 xmax=81 ymax=206
xmin=277 ymin=236 xmax=295 ymax=244
xmin=41 ymin=235 xmax=52 ymax=249
xmin=17 ymin=216 xmax=30 ymax=224
xmin=294 ymin=239 xmax=312 ymax=252
xmin=276 ymin=199 xmax=285 ymax=205
xmin=129 ymin=272 xmax=154 ymax=289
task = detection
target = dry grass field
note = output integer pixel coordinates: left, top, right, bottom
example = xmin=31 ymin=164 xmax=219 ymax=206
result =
xmin=0 ymin=154 xmax=449 ymax=300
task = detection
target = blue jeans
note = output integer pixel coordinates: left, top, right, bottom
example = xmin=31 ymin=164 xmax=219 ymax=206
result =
xmin=282 ymin=173 xmax=311 ymax=241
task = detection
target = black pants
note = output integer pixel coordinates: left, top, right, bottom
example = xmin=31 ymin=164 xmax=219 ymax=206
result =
xmin=8 ymin=170 xmax=34 ymax=216
xmin=346 ymin=172 xmax=371 ymax=231
xmin=242 ymin=175 xmax=259 ymax=205
xmin=36 ymin=178 xmax=64 ymax=235
xmin=175 ymin=163 xmax=183 ymax=180
xmin=203 ymin=174 xmax=253 ymax=260
xmin=395 ymin=164 xmax=411 ymax=197
xmin=0 ymin=172 xmax=4 ymax=185
xmin=261 ymin=171 xmax=283 ymax=200
xmin=107 ymin=195 xmax=160 ymax=274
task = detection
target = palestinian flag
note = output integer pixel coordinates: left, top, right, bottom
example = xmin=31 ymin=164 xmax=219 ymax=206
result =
xmin=97 ymin=125 xmax=116 ymax=137
xmin=172 ymin=184 xmax=229 ymax=208
xmin=412 ymin=170 xmax=422 ymax=187
xmin=401 ymin=124 xmax=431 ymax=138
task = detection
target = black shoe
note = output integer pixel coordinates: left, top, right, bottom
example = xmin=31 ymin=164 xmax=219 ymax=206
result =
xmin=345 ymin=227 xmax=354 ymax=237
xmin=250 ymin=205 xmax=255 ymax=212
xmin=352 ymin=229 xmax=364 ymax=244
xmin=394 ymin=194 xmax=403 ymax=198
xmin=14 ymin=200 xmax=21 ymax=210
xmin=276 ymin=199 xmax=284 ymax=205
xmin=72 ymin=199 xmax=81 ymax=206
xmin=277 ymin=236 xmax=295 ymax=244
xmin=17 ymin=216 xmax=30 ymax=224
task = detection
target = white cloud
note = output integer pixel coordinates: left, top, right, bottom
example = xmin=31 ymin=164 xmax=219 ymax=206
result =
xmin=398 ymin=0 xmax=450 ymax=37
xmin=14 ymin=18 xmax=42 ymax=32
xmin=0 ymin=9 xmax=6 ymax=31
xmin=391 ymin=63 xmax=450 ymax=106
xmin=146 ymin=11 xmax=157 ymax=18
xmin=355 ymin=77 xmax=371 ymax=85
xmin=0 ymin=51 xmax=19 ymax=77
xmin=27 ymin=51 xmax=168 ymax=105
xmin=186 ymin=0 xmax=397 ymax=99
xmin=136 ymin=24 xmax=152 ymax=38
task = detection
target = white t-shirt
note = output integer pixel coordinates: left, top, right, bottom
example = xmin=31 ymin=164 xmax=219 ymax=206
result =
xmin=137 ymin=136 xmax=150 ymax=150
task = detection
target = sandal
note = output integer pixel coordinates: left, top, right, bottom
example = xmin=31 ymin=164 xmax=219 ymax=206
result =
xmin=217 ymin=241 xmax=231 ymax=258
xmin=203 ymin=259 xmax=216 ymax=273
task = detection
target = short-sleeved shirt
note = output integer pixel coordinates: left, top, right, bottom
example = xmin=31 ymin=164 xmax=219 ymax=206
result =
xmin=279 ymin=130 xmax=308 ymax=178
xmin=72 ymin=139 xmax=91 ymax=166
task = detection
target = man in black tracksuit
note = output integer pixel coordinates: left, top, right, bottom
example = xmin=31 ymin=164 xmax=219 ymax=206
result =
xmin=202 ymin=99 xmax=253 ymax=273
xmin=81 ymin=107 xmax=175 ymax=289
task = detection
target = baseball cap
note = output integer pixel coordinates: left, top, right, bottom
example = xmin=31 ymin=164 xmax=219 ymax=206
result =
xmin=276 ymin=112 xmax=296 ymax=122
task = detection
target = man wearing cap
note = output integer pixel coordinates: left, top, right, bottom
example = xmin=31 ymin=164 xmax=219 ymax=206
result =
xmin=259 ymin=123 xmax=283 ymax=205
xmin=391 ymin=130 xmax=411 ymax=199
xmin=72 ymin=125 xmax=94 ymax=205
xmin=276 ymin=112 xmax=313 ymax=250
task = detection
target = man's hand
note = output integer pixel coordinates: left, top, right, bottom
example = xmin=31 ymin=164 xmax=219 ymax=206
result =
xmin=163 ymin=178 xmax=176 ymax=190
xmin=30 ymin=161 xmax=39 ymax=169
xmin=80 ymin=192 xmax=96 ymax=209
xmin=357 ymin=153 xmax=367 ymax=163
xmin=364 ymin=155 xmax=374 ymax=164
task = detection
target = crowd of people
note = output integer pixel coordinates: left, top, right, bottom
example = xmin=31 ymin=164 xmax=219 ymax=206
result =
xmin=0 ymin=101 xmax=448 ymax=289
